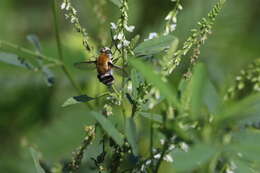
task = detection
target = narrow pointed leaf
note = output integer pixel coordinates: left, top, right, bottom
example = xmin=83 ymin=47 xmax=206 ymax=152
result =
xmin=62 ymin=95 xmax=95 ymax=107
xmin=190 ymin=63 xmax=207 ymax=118
xmin=30 ymin=148 xmax=45 ymax=173
xmin=217 ymin=93 xmax=260 ymax=125
xmin=139 ymin=112 xmax=162 ymax=124
xmin=90 ymin=111 xmax=124 ymax=146
xmin=134 ymin=35 xmax=178 ymax=56
xmin=125 ymin=117 xmax=138 ymax=156
xmin=129 ymin=58 xmax=180 ymax=108
xmin=172 ymin=143 xmax=218 ymax=172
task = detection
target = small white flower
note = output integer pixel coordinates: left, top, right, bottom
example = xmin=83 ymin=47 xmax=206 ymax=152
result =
xmin=226 ymin=168 xmax=235 ymax=173
xmin=178 ymin=4 xmax=183 ymax=10
xmin=123 ymin=40 xmax=130 ymax=47
xmin=144 ymin=32 xmax=158 ymax=41
xmin=155 ymin=90 xmax=160 ymax=99
xmin=127 ymin=81 xmax=132 ymax=92
xmin=170 ymin=24 xmax=177 ymax=32
xmin=160 ymin=139 xmax=165 ymax=145
xmin=165 ymin=12 xmax=172 ymax=21
xmin=148 ymin=102 xmax=154 ymax=109
xmin=117 ymin=32 xmax=124 ymax=40
xmin=125 ymin=25 xmax=135 ymax=32
xmin=65 ymin=2 xmax=71 ymax=10
xmin=154 ymin=153 xmax=161 ymax=159
xmin=180 ymin=142 xmax=189 ymax=152
xmin=145 ymin=160 xmax=152 ymax=165
xmin=169 ymin=144 xmax=175 ymax=151
xmin=172 ymin=16 xmax=177 ymax=23
xmin=141 ymin=165 xmax=145 ymax=172
xmin=117 ymin=43 xmax=123 ymax=49
xmin=70 ymin=17 xmax=76 ymax=24
xmin=236 ymin=76 xmax=242 ymax=81
xmin=113 ymin=32 xmax=124 ymax=41
xmin=163 ymin=154 xmax=173 ymax=162
xmin=72 ymin=8 xmax=77 ymax=15
xmin=110 ymin=22 xmax=117 ymax=30
xmin=61 ymin=2 xmax=66 ymax=10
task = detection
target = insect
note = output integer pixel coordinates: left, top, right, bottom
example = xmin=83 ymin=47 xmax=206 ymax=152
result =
xmin=74 ymin=47 xmax=121 ymax=86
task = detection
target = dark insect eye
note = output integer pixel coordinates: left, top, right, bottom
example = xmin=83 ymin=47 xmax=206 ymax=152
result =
xmin=106 ymin=50 xmax=112 ymax=54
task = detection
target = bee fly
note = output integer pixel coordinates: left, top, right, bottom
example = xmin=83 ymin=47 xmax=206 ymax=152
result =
xmin=74 ymin=47 xmax=122 ymax=86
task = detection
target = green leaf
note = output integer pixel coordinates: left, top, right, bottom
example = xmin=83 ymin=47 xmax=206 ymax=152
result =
xmin=90 ymin=111 xmax=124 ymax=146
xmin=216 ymin=93 xmax=260 ymax=125
xmin=108 ymin=0 xmax=121 ymax=7
xmin=234 ymin=159 xmax=253 ymax=173
xmin=203 ymin=79 xmax=220 ymax=115
xmin=231 ymin=131 xmax=260 ymax=162
xmin=190 ymin=63 xmax=207 ymax=118
xmin=131 ymin=69 xmax=143 ymax=99
xmin=129 ymin=58 xmax=180 ymax=109
xmin=172 ymin=143 xmax=218 ymax=172
xmin=0 ymin=52 xmax=34 ymax=69
xmin=30 ymin=147 xmax=45 ymax=173
xmin=130 ymin=35 xmax=140 ymax=49
xmin=134 ymin=35 xmax=178 ymax=56
xmin=62 ymin=95 xmax=95 ymax=107
xmin=125 ymin=117 xmax=138 ymax=156
xmin=138 ymin=112 xmax=162 ymax=123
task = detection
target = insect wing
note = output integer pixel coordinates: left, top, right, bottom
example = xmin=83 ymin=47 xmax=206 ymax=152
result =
xmin=108 ymin=62 xmax=128 ymax=77
xmin=74 ymin=61 xmax=96 ymax=70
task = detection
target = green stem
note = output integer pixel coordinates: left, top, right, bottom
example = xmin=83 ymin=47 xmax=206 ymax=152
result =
xmin=0 ymin=40 xmax=61 ymax=64
xmin=52 ymin=0 xmax=81 ymax=94
xmin=154 ymin=140 xmax=169 ymax=173
xmin=150 ymin=118 xmax=154 ymax=170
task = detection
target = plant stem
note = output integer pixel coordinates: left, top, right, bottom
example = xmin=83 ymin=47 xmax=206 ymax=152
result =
xmin=154 ymin=140 xmax=169 ymax=173
xmin=0 ymin=40 xmax=61 ymax=64
xmin=52 ymin=0 xmax=81 ymax=94
xmin=150 ymin=118 xmax=154 ymax=170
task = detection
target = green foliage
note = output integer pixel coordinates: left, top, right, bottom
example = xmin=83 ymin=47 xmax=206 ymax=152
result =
xmin=1 ymin=0 xmax=260 ymax=172
xmin=172 ymin=143 xmax=218 ymax=172
xmin=134 ymin=35 xmax=178 ymax=56
xmin=30 ymin=148 xmax=45 ymax=173
xmin=62 ymin=95 xmax=95 ymax=107
xmin=90 ymin=111 xmax=124 ymax=146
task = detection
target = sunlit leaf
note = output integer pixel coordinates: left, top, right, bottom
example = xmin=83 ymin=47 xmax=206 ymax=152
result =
xmin=30 ymin=147 xmax=45 ymax=173
xmin=138 ymin=112 xmax=162 ymax=123
xmin=129 ymin=58 xmax=180 ymax=109
xmin=90 ymin=111 xmax=124 ymax=146
xmin=172 ymin=143 xmax=218 ymax=172
xmin=125 ymin=117 xmax=138 ymax=156
xmin=62 ymin=95 xmax=95 ymax=107
xmin=134 ymin=35 xmax=178 ymax=56
xmin=190 ymin=63 xmax=207 ymax=118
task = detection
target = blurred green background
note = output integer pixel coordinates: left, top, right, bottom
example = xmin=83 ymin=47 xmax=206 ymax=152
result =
xmin=0 ymin=0 xmax=260 ymax=172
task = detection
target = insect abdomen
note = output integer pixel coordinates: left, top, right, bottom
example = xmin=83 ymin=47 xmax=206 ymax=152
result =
xmin=97 ymin=72 xmax=114 ymax=86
